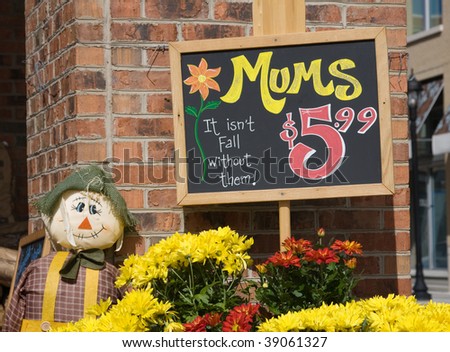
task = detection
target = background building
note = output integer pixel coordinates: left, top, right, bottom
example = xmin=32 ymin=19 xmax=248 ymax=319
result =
xmin=407 ymin=0 xmax=450 ymax=294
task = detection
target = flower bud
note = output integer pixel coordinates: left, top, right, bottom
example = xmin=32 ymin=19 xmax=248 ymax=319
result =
xmin=317 ymin=227 xmax=325 ymax=238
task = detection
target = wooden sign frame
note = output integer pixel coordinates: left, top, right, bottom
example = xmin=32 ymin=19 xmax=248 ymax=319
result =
xmin=169 ymin=27 xmax=394 ymax=206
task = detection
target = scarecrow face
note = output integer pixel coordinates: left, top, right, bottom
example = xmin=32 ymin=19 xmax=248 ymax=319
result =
xmin=44 ymin=190 xmax=124 ymax=251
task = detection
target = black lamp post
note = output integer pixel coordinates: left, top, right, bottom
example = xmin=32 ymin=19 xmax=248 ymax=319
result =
xmin=408 ymin=73 xmax=431 ymax=301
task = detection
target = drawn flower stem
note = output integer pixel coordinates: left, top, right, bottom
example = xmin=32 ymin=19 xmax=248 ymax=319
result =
xmin=185 ymin=97 xmax=221 ymax=182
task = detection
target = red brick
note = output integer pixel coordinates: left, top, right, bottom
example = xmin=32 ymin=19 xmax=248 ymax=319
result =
xmin=113 ymin=141 xmax=143 ymax=162
xmin=146 ymin=93 xmax=172 ymax=113
xmin=76 ymin=141 xmax=107 ymax=161
xmin=70 ymin=70 xmax=106 ymax=91
xmin=319 ymin=210 xmax=381 ymax=230
xmin=75 ymin=23 xmax=104 ymax=42
xmin=306 ymin=4 xmax=342 ymax=23
xmin=184 ymin=211 xmax=251 ymax=232
xmin=214 ymin=1 xmax=253 ymax=22
xmin=74 ymin=0 xmax=103 ymax=18
xmin=350 ymin=195 xmax=389 ymax=207
xmin=135 ymin=212 xmax=182 ymax=232
xmin=111 ymin=23 xmax=178 ymax=42
xmin=113 ymin=70 xmax=171 ymax=90
xmin=116 ymin=235 xmax=146 ymax=257
xmin=355 ymin=277 xmax=411 ymax=298
xmin=393 ymin=141 xmax=409 ymax=162
xmin=146 ymin=47 xmax=171 ymax=68
xmin=112 ymin=94 xmax=143 ymax=114
xmin=396 ymin=231 xmax=410 ymax=251
xmin=112 ymin=47 xmax=142 ymax=66
xmin=148 ymin=141 xmax=174 ymax=161
xmin=60 ymin=25 xmax=77 ymax=49
xmin=391 ymin=96 xmax=408 ymax=117
xmin=391 ymin=118 xmax=409 ymax=139
xmin=253 ymin=211 xmax=279 ymax=231
xmin=250 ymin=233 xmax=279 ymax=254
xmin=145 ymin=0 xmax=207 ymax=19
xmin=389 ymin=51 xmax=408 ymax=71
xmin=147 ymin=165 xmax=176 ymax=184
xmin=347 ymin=5 xmax=406 ymax=26
xmin=111 ymin=0 xmax=141 ymax=18
xmin=357 ymin=256 xmax=381 ymax=275
xmin=389 ymin=73 xmax=407 ymax=94
xmin=392 ymin=187 xmax=410 ymax=207
xmin=74 ymin=46 xmax=105 ymax=66
xmin=112 ymin=164 xmax=175 ymax=185
xmin=352 ymin=231 xmax=409 ymax=252
xmin=384 ymin=254 xmax=410 ymax=275
xmin=75 ymin=94 xmax=106 ymax=115
xmin=148 ymin=188 xmax=177 ymax=208
xmin=66 ymin=119 xmax=106 ymax=139
xmin=394 ymin=164 xmax=409 ymax=185
xmin=386 ymin=28 xmax=407 ymax=48
xmin=182 ymin=23 xmax=246 ymax=40
xmin=119 ymin=189 xmax=145 ymax=209
xmin=383 ymin=209 xmax=410 ymax=230
xmin=114 ymin=117 xmax=173 ymax=137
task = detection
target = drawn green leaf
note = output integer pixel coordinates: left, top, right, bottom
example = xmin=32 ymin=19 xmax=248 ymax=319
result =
xmin=203 ymin=100 xmax=221 ymax=110
xmin=185 ymin=106 xmax=198 ymax=117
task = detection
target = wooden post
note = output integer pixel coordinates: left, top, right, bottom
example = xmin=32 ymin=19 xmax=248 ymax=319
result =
xmin=252 ymin=0 xmax=306 ymax=249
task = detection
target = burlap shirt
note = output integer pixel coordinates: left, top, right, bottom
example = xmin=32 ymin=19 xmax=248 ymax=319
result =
xmin=2 ymin=251 xmax=124 ymax=332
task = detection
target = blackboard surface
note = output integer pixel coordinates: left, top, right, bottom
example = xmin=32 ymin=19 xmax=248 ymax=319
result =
xmin=170 ymin=28 xmax=394 ymax=205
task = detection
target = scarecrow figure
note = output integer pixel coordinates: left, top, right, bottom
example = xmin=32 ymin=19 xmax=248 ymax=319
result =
xmin=3 ymin=165 xmax=136 ymax=332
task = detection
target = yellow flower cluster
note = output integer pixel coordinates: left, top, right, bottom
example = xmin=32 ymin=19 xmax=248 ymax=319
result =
xmin=55 ymin=289 xmax=183 ymax=332
xmin=258 ymin=294 xmax=450 ymax=332
xmin=115 ymin=226 xmax=254 ymax=289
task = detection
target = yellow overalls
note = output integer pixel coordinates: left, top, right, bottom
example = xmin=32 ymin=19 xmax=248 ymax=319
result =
xmin=20 ymin=251 xmax=99 ymax=332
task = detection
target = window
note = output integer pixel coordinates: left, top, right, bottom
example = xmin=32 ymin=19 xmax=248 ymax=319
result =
xmin=412 ymin=0 xmax=442 ymax=34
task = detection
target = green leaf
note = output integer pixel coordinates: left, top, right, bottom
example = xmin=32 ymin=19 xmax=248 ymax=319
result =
xmin=194 ymin=292 xmax=209 ymax=305
xmin=203 ymin=100 xmax=221 ymax=110
xmin=185 ymin=106 xmax=198 ymax=117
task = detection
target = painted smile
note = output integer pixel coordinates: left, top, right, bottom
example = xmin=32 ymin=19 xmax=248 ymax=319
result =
xmin=73 ymin=225 xmax=106 ymax=239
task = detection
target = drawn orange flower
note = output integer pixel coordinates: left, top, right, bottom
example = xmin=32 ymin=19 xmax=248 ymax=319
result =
xmin=184 ymin=58 xmax=221 ymax=100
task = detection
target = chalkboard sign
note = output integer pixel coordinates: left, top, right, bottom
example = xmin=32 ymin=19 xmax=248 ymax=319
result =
xmin=169 ymin=28 xmax=394 ymax=205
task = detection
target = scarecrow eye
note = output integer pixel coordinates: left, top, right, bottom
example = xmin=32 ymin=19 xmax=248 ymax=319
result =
xmin=75 ymin=202 xmax=85 ymax=213
xmin=89 ymin=204 xmax=99 ymax=215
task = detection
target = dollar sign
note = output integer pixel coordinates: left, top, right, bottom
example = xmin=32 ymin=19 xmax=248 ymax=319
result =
xmin=279 ymin=112 xmax=298 ymax=150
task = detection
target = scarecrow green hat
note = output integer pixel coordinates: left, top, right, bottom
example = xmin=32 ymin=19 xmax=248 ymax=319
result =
xmin=34 ymin=165 xmax=137 ymax=233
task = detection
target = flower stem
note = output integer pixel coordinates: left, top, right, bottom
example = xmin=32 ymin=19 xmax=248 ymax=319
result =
xmin=194 ymin=98 xmax=207 ymax=181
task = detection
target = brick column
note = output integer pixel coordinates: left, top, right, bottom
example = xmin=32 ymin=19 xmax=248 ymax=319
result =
xmin=25 ymin=0 xmax=409 ymax=297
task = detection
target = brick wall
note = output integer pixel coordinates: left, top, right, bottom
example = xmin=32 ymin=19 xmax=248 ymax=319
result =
xmin=24 ymin=0 xmax=409 ymax=297
xmin=0 ymin=1 xmax=27 ymax=222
